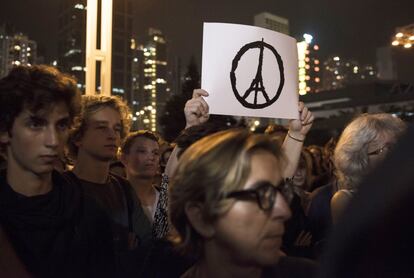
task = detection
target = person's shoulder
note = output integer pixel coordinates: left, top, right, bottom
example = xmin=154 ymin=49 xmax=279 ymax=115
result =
xmin=265 ymin=256 xmax=318 ymax=278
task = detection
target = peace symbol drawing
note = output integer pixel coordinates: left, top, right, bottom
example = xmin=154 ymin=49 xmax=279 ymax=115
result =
xmin=230 ymin=38 xmax=285 ymax=109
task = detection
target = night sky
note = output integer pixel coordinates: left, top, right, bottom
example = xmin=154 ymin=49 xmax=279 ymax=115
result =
xmin=1 ymin=0 xmax=413 ymax=66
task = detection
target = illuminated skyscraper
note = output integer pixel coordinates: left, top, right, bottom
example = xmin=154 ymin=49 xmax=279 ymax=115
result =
xmin=0 ymin=25 xmax=37 ymax=77
xmin=297 ymin=34 xmax=322 ymax=95
xmin=58 ymin=0 xmax=133 ymax=99
xmin=131 ymin=28 xmax=168 ymax=132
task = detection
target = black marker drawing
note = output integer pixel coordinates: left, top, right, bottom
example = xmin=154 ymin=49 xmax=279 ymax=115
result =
xmin=230 ymin=38 xmax=285 ymax=109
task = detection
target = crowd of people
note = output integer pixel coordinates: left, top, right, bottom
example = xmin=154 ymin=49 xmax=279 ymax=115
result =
xmin=0 ymin=64 xmax=413 ymax=277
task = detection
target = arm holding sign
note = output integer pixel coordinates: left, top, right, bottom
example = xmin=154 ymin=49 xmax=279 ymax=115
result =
xmin=282 ymin=102 xmax=314 ymax=179
xmin=165 ymin=89 xmax=210 ymax=178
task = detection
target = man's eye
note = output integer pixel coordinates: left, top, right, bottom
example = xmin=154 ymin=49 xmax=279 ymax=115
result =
xmin=28 ymin=120 xmax=44 ymax=129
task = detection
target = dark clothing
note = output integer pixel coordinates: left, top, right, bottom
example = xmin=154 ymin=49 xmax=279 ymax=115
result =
xmin=0 ymin=170 xmax=115 ymax=277
xmin=181 ymin=256 xmax=318 ymax=278
xmin=263 ymin=256 xmax=318 ymax=278
xmin=282 ymin=194 xmax=314 ymax=259
xmin=64 ymin=172 xmax=152 ymax=276
xmin=64 ymin=172 xmax=152 ymax=250
xmin=307 ymin=183 xmax=335 ymax=257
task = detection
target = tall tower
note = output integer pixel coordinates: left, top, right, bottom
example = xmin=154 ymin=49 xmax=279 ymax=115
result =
xmin=297 ymin=34 xmax=322 ymax=95
xmin=131 ymin=28 xmax=168 ymax=132
xmin=58 ymin=0 xmax=133 ymax=99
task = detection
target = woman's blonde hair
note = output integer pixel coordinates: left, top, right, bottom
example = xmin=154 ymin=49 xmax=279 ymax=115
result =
xmin=169 ymin=128 xmax=285 ymax=258
xmin=334 ymin=113 xmax=406 ymax=190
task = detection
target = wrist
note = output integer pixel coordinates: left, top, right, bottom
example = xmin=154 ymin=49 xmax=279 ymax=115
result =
xmin=287 ymin=131 xmax=305 ymax=143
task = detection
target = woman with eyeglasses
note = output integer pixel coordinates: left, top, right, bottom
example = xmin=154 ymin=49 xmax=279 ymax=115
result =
xmin=169 ymin=129 xmax=317 ymax=278
xmin=330 ymin=113 xmax=406 ymax=224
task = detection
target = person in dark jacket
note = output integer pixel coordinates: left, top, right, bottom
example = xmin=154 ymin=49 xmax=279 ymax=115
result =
xmin=0 ymin=65 xmax=115 ymax=277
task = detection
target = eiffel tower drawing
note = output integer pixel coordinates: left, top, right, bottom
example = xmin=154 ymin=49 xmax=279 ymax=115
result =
xmin=242 ymin=38 xmax=271 ymax=105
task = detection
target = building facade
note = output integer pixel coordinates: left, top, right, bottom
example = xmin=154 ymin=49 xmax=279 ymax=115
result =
xmin=0 ymin=25 xmax=37 ymax=78
xmin=131 ymin=28 xmax=168 ymax=132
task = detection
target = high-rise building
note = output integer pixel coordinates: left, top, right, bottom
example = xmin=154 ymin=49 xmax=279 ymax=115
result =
xmin=322 ymin=56 xmax=376 ymax=91
xmin=58 ymin=0 xmax=133 ymax=99
xmin=297 ymin=34 xmax=322 ymax=95
xmin=131 ymin=28 xmax=168 ymax=132
xmin=254 ymin=12 xmax=289 ymax=35
xmin=0 ymin=25 xmax=37 ymax=78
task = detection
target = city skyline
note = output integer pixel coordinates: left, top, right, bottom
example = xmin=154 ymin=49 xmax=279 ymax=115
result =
xmin=1 ymin=0 xmax=413 ymax=66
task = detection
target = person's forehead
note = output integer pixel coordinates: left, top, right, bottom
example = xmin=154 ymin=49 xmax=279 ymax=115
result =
xmin=88 ymin=107 xmax=121 ymax=123
xmin=23 ymin=102 xmax=70 ymax=119
xmin=131 ymin=136 xmax=159 ymax=148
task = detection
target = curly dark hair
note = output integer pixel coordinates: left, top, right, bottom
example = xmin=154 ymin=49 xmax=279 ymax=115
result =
xmin=0 ymin=65 xmax=81 ymax=153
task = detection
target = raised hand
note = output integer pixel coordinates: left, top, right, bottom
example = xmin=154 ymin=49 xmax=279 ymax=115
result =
xmin=184 ymin=89 xmax=209 ymax=129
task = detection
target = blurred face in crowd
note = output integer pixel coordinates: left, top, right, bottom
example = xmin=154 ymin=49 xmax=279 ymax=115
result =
xmin=1 ymin=102 xmax=70 ymax=177
xmin=292 ymin=157 xmax=307 ymax=188
xmin=367 ymin=132 xmax=396 ymax=168
xmin=76 ymin=107 xmax=122 ymax=161
xmin=122 ymin=136 xmax=160 ymax=179
xmin=211 ymin=150 xmax=291 ymax=267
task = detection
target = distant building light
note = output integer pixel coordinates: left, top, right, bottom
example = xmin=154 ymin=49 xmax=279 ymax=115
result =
xmin=333 ymin=56 xmax=340 ymax=61
xmin=71 ymin=66 xmax=83 ymax=71
xmin=112 ymin=88 xmax=125 ymax=93
xmin=133 ymin=58 xmax=138 ymax=62
xmin=315 ymin=77 xmax=320 ymax=83
xmin=254 ymin=120 xmax=260 ymax=126
xmin=14 ymin=45 xmax=21 ymax=51
xmin=27 ymin=47 xmax=31 ymax=51
xmin=74 ymin=3 xmax=85 ymax=10
xmin=392 ymin=40 xmax=399 ymax=46
xmin=313 ymin=45 xmax=319 ymax=51
xmin=303 ymin=33 xmax=313 ymax=44
xmin=314 ymin=60 xmax=319 ymax=65
xmin=410 ymin=36 xmax=414 ymax=41
xmin=395 ymin=32 xmax=404 ymax=38
xmin=404 ymin=43 xmax=412 ymax=48
xmin=314 ymin=67 xmax=320 ymax=72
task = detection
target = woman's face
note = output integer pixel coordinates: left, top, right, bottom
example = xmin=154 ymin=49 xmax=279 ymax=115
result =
xmin=292 ymin=158 xmax=307 ymax=187
xmin=211 ymin=150 xmax=291 ymax=267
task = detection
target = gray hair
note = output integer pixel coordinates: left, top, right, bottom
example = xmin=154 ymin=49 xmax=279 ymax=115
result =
xmin=334 ymin=113 xmax=406 ymax=190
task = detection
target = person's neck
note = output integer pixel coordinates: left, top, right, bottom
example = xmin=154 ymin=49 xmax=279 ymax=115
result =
xmin=193 ymin=242 xmax=262 ymax=278
xmin=128 ymin=174 xmax=155 ymax=205
xmin=73 ymin=152 xmax=110 ymax=184
xmin=6 ymin=164 xmax=53 ymax=197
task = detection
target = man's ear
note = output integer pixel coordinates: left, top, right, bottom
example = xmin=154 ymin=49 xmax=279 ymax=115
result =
xmin=185 ymin=202 xmax=215 ymax=239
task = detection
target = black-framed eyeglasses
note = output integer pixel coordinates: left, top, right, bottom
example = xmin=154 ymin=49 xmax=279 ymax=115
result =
xmin=368 ymin=143 xmax=394 ymax=156
xmin=223 ymin=180 xmax=293 ymax=212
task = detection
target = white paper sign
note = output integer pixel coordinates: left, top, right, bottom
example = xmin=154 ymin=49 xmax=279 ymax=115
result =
xmin=201 ymin=23 xmax=299 ymax=119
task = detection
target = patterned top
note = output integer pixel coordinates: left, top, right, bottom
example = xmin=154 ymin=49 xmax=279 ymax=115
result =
xmin=152 ymin=173 xmax=169 ymax=239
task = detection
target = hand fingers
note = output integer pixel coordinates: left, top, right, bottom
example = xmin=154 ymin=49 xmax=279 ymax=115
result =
xmin=303 ymin=113 xmax=314 ymax=126
xmin=187 ymin=98 xmax=209 ymax=115
xmin=193 ymin=89 xmax=209 ymax=98
xmin=298 ymin=101 xmax=305 ymax=113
